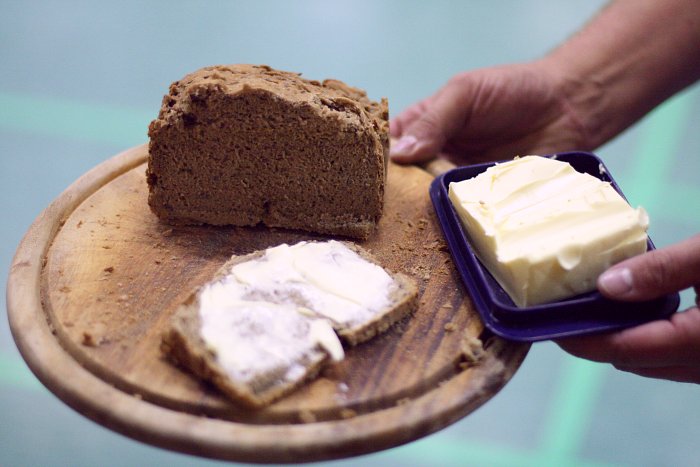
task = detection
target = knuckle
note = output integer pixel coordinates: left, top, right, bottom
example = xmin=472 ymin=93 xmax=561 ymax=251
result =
xmin=639 ymin=249 xmax=676 ymax=291
xmin=447 ymin=72 xmax=471 ymax=87
xmin=411 ymin=108 xmax=445 ymax=141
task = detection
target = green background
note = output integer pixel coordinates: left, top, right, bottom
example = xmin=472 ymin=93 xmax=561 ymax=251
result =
xmin=2 ymin=1 xmax=699 ymax=466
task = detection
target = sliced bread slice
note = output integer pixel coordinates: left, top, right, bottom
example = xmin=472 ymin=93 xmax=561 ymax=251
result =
xmin=329 ymin=242 xmax=418 ymax=346
xmin=161 ymin=240 xmax=418 ymax=408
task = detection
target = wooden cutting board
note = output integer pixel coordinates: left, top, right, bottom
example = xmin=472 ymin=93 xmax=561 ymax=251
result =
xmin=7 ymin=144 xmax=529 ymax=463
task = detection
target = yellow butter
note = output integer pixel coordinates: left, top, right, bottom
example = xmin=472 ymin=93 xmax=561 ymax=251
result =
xmin=448 ymin=156 xmax=649 ymax=307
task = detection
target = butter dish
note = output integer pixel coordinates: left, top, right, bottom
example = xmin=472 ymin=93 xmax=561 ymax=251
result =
xmin=429 ymin=152 xmax=680 ymax=342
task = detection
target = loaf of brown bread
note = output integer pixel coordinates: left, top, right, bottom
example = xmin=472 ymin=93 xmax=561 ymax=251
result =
xmin=161 ymin=240 xmax=418 ymax=408
xmin=146 ymin=64 xmax=389 ymax=239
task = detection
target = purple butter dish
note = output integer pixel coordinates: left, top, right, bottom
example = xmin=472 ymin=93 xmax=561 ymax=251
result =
xmin=429 ymin=151 xmax=680 ymax=342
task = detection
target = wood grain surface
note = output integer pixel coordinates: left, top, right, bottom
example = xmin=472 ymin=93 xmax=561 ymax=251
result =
xmin=7 ymin=144 xmax=529 ymax=463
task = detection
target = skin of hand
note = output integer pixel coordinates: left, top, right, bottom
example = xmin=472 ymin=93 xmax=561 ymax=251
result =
xmin=391 ymin=0 xmax=700 ymax=166
xmin=557 ymin=234 xmax=700 ymax=383
xmin=389 ymin=62 xmax=594 ymax=165
xmin=390 ymin=0 xmax=700 ymax=383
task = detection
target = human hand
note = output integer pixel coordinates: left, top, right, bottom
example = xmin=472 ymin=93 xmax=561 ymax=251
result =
xmin=390 ymin=61 xmax=595 ymax=165
xmin=557 ymin=234 xmax=700 ymax=383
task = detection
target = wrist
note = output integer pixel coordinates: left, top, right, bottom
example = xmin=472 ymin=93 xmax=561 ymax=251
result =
xmin=536 ymin=54 xmax=608 ymax=151
xmin=538 ymin=0 xmax=700 ymax=150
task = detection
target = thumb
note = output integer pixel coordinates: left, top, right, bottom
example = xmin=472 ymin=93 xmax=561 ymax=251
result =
xmin=390 ymin=85 xmax=467 ymax=164
xmin=598 ymin=234 xmax=700 ymax=301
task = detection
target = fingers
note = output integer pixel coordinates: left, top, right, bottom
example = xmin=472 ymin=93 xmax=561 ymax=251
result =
xmin=617 ymin=365 xmax=700 ymax=384
xmin=597 ymin=233 xmax=700 ymax=301
xmin=557 ymin=307 xmax=700 ymax=369
xmin=390 ymin=99 xmax=431 ymax=138
xmin=390 ymin=83 xmax=468 ymax=164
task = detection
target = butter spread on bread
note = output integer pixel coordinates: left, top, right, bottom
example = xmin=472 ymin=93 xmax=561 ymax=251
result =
xmin=162 ymin=240 xmax=418 ymax=408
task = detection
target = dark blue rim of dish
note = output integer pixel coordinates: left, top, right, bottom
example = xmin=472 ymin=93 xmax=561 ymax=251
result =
xmin=429 ymin=152 xmax=680 ymax=342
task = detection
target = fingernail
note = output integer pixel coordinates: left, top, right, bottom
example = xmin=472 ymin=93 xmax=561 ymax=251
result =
xmin=390 ymin=135 xmax=418 ymax=158
xmin=599 ymin=267 xmax=634 ymax=296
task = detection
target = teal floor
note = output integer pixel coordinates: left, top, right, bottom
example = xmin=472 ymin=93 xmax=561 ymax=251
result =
xmin=2 ymin=2 xmax=700 ymax=466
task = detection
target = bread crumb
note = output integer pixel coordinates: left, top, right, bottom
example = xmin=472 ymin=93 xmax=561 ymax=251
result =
xmin=76 ymin=220 xmax=83 ymax=228
xmin=103 ymin=266 xmax=114 ymax=273
xmin=340 ymin=408 xmax=357 ymax=419
xmin=299 ymin=410 xmax=317 ymax=423
xmin=444 ymin=322 xmax=457 ymax=332
xmin=396 ymin=397 xmax=411 ymax=406
xmin=82 ymin=332 xmax=98 ymax=347
xmin=423 ymin=240 xmax=440 ymax=250
xmin=460 ymin=334 xmax=485 ymax=365
xmin=59 ymin=286 xmax=71 ymax=293
xmin=162 ymin=228 xmax=174 ymax=237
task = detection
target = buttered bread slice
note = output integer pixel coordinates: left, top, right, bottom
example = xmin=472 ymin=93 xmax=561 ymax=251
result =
xmin=162 ymin=240 xmax=417 ymax=408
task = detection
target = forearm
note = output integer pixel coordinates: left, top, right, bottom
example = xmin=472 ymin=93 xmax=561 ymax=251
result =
xmin=541 ymin=0 xmax=700 ymax=149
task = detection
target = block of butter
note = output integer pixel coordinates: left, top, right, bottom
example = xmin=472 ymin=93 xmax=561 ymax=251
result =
xmin=448 ymin=155 xmax=649 ymax=307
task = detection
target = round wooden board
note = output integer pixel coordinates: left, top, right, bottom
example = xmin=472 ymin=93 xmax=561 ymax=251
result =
xmin=7 ymin=144 xmax=529 ymax=463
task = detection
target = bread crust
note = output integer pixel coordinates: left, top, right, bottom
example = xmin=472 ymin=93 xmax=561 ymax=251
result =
xmin=161 ymin=241 xmax=417 ymax=408
xmin=335 ymin=242 xmax=418 ymax=346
